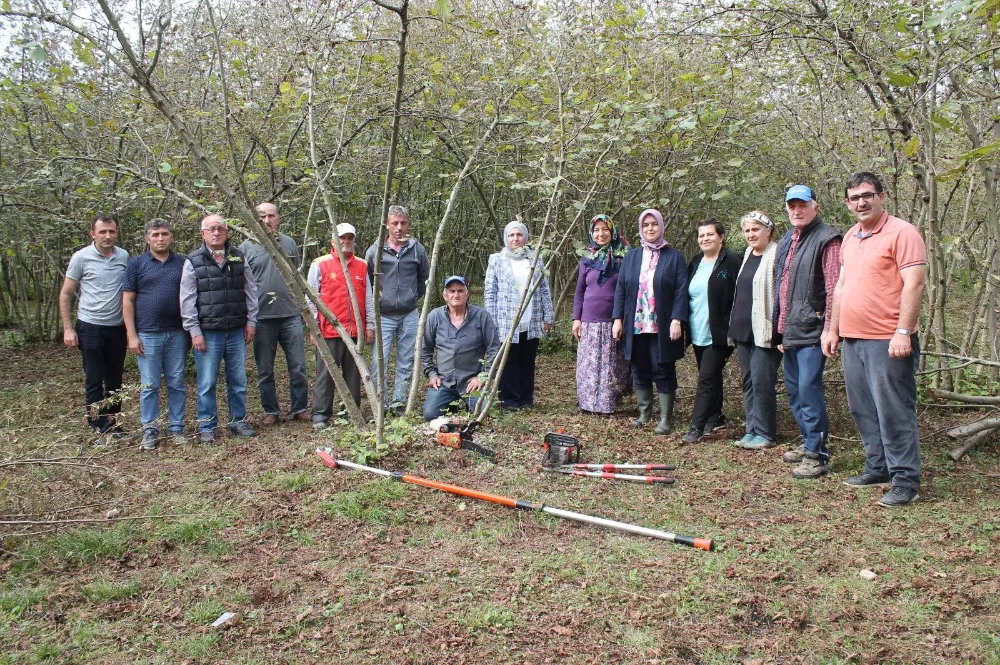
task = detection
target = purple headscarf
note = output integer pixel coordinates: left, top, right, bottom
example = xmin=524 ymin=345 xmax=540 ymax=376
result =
xmin=638 ymin=209 xmax=668 ymax=250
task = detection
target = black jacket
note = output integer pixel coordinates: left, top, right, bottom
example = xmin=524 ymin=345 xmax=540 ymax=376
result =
xmin=685 ymin=247 xmax=742 ymax=347
xmin=188 ymin=242 xmax=248 ymax=332
xmin=612 ymin=245 xmax=689 ymax=363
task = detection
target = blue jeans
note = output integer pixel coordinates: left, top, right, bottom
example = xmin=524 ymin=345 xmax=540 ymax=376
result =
xmin=137 ymin=330 xmax=188 ymax=434
xmin=193 ymin=329 xmax=248 ymax=432
xmin=253 ymin=316 xmax=309 ymax=416
xmin=783 ymin=345 xmax=829 ymax=459
xmin=372 ymin=308 xmax=419 ymax=405
xmin=422 ymin=385 xmax=478 ymax=421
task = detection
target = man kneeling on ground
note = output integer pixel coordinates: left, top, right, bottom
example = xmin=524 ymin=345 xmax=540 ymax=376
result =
xmin=421 ymin=275 xmax=500 ymax=421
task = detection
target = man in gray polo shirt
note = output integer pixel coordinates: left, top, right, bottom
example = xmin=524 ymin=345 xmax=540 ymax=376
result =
xmin=420 ymin=275 xmax=500 ymax=420
xmin=60 ymin=213 xmax=130 ymax=437
xmin=241 ymin=202 xmax=309 ymax=425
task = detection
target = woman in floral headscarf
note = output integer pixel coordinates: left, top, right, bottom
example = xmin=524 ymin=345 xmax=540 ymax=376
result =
xmin=484 ymin=221 xmax=555 ymax=410
xmin=612 ymin=209 xmax=689 ymax=435
xmin=572 ymin=215 xmax=631 ymax=414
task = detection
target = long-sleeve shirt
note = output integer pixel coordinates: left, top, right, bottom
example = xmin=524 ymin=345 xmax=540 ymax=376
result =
xmin=421 ymin=304 xmax=500 ymax=389
xmin=179 ymin=259 xmax=259 ymax=338
xmin=777 ymin=231 xmax=841 ymax=334
xmin=572 ymin=263 xmax=618 ymax=322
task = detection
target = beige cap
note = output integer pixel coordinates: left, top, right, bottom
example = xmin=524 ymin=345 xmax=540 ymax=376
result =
xmin=335 ymin=223 xmax=357 ymax=237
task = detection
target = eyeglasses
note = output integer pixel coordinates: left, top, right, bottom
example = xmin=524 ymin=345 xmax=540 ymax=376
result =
xmin=846 ymin=192 xmax=879 ymax=204
xmin=201 ymin=226 xmax=227 ymax=234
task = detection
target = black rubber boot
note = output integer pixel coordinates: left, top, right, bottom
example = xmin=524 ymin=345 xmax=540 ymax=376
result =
xmin=655 ymin=392 xmax=675 ymax=435
xmin=631 ymin=389 xmax=653 ymax=428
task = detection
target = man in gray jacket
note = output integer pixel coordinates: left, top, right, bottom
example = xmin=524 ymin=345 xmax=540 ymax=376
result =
xmin=241 ymin=202 xmax=309 ymax=425
xmin=366 ymin=205 xmax=430 ymax=414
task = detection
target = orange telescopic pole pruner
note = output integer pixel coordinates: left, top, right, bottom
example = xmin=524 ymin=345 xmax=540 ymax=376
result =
xmin=316 ymin=448 xmax=714 ymax=551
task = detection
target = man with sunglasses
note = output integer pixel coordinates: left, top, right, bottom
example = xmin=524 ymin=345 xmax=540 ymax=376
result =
xmin=180 ymin=215 xmax=259 ymax=444
xmin=822 ymin=172 xmax=927 ymax=507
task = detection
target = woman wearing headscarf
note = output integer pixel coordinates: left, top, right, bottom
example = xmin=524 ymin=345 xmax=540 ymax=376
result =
xmin=729 ymin=211 xmax=782 ymax=449
xmin=612 ymin=209 xmax=689 ymax=434
xmin=484 ymin=221 xmax=555 ymax=410
xmin=680 ymin=219 xmax=742 ymax=444
xmin=572 ymin=214 xmax=631 ymax=414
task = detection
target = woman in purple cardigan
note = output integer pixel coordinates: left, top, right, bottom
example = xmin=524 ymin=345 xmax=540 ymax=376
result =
xmin=572 ymin=215 xmax=631 ymax=414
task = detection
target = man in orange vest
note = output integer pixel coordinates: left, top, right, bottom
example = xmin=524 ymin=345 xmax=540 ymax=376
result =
xmin=307 ymin=223 xmax=375 ymax=429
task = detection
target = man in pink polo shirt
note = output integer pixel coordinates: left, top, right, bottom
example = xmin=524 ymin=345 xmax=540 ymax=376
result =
xmin=823 ymin=172 xmax=927 ymax=508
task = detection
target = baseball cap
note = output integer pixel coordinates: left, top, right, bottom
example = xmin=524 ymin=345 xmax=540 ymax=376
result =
xmin=335 ymin=223 xmax=357 ymax=237
xmin=443 ymin=275 xmax=467 ymax=287
xmin=785 ymin=185 xmax=815 ymax=203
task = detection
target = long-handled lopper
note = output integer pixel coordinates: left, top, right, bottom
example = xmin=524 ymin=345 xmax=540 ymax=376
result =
xmin=317 ymin=448 xmax=714 ymax=551
xmin=557 ymin=463 xmax=676 ymax=472
xmin=540 ymin=466 xmax=676 ymax=484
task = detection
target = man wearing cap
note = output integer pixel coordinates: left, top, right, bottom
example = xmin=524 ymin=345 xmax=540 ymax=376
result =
xmin=774 ymin=185 xmax=842 ymax=479
xmin=421 ymin=275 xmax=501 ymax=420
xmin=308 ymin=224 xmax=375 ymax=429
xmin=241 ymin=202 xmax=309 ymax=425
xmin=823 ymin=172 xmax=927 ymax=507
xmin=180 ymin=215 xmax=259 ymax=444
xmin=366 ymin=205 xmax=430 ymax=414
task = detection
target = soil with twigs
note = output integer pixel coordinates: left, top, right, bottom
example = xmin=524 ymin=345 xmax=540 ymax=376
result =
xmin=1 ymin=343 xmax=998 ymax=664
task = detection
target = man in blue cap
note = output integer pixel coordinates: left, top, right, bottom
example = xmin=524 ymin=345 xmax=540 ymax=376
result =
xmin=420 ymin=275 xmax=500 ymax=420
xmin=774 ymin=185 xmax=842 ymax=479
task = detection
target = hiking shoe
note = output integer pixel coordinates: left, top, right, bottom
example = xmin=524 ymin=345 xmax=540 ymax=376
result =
xmin=791 ymin=453 xmax=828 ymax=480
xmin=744 ymin=435 xmax=777 ymax=450
xmin=877 ymin=486 xmax=919 ymax=508
xmin=783 ymin=444 xmax=807 ymax=463
xmin=844 ymin=472 xmax=891 ymax=488
xmin=140 ymin=429 xmax=158 ymax=451
xmin=705 ymin=413 xmax=727 ymax=435
xmin=312 ymin=420 xmax=329 ymax=431
xmin=262 ymin=414 xmax=279 ymax=426
xmin=105 ymin=424 xmax=130 ymax=441
xmin=291 ymin=412 xmax=311 ymax=422
xmin=198 ymin=430 xmax=216 ymax=445
xmin=170 ymin=432 xmax=188 ymax=446
xmin=732 ymin=433 xmax=755 ymax=448
xmin=229 ymin=422 xmax=256 ymax=438
xmin=680 ymin=427 xmax=704 ymax=445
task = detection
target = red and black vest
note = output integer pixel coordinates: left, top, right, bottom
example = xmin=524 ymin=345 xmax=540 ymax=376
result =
xmin=314 ymin=251 xmax=368 ymax=339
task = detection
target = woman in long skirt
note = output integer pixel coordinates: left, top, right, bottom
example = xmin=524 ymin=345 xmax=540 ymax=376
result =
xmin=572 ymin=215 xmax=631 ymax=413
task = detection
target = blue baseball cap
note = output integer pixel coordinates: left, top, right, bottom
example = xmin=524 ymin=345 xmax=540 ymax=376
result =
xmin=443 ymin=275 xmax=467 ymax=288
xmin=785 ymin=185 xmax=815 ymax=203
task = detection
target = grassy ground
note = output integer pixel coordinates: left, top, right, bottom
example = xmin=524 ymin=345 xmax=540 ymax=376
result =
xmin=1 ymin=342 xmax=998 ymax=664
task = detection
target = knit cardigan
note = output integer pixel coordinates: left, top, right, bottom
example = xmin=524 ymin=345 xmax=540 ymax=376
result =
xmin=730 ymin=242 xmax=778 ymax=348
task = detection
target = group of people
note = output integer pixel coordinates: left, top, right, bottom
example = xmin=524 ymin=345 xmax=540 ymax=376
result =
xmin=570 ymin=172 xmax=926 ymax=507
xmin=60 ymin=170 xmax=926 ymax=507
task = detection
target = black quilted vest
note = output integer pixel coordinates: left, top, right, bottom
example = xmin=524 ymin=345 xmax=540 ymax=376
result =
xmin=188 ymin=242 xmax=248 ymax=332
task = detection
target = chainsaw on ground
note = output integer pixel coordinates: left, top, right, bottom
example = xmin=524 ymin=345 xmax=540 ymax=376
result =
xmin=435 ymin=420 xmax=495 ymax=459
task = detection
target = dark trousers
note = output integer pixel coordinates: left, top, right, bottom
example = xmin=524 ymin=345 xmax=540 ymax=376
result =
xmin=629 ymin=333 xmax=677 ymax=394
xmin=312 ymin=337 xmax=361 ymax=422
xmin=783 ymin=344 xmax=829 ymax=459
xmin=842 ymin=336 xmax=921 ymax=489
xmin=253 ymin=316 xmax=309 ymax=416
xmin=691 ymin=344 xmax=733 ymax=430
xmin=498 ymin=332 xmax=539 ymax=407
xmin=76 ymin=320 xmax=127 ymax=431
xmin=735 ymin=341 xmax=782 ymax=441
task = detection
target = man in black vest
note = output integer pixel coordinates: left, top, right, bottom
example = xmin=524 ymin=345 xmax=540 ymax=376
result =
xmin=773 ymin=185 xmax=842 ymax=480
xmin=179 ymin=215 xmax=259 ymax=444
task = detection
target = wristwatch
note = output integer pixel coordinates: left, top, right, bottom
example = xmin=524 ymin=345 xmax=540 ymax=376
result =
xmin=895 ymin=328 xmax=910 ymax=335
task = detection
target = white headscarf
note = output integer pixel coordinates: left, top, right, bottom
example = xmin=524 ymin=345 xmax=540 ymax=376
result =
xmin=503 ymin=220 xmax=531 ymax=259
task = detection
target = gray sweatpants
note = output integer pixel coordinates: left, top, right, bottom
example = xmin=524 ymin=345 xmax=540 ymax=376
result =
xmin=842 ymin=336 xmax=921 ymax=489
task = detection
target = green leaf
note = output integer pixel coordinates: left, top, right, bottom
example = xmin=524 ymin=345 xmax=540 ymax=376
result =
xmin=157 ymin=162 xmax=173 ymax=173
xmin=886 ymin=71 xmax=917 ymax=87
xmin=726 ymin=158 xmax=744 ymax=167
xmin=435 ymin=0 xmax=452 ymax=21
xmin=902 ymin=136 xmax=920 ymax=158
xmin=710 ymin=189 xmax=730 ymax=201
xmin=28 ymin=43 xmax=47 ymax=63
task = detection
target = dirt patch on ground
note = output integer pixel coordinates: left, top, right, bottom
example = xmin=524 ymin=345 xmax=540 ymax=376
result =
xmin=1 ymin=345 xmax=998 ymax=664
